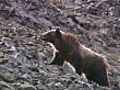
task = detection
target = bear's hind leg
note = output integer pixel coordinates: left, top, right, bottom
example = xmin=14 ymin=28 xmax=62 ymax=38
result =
xmin=85 ymin=66 xmax=109 ymax=86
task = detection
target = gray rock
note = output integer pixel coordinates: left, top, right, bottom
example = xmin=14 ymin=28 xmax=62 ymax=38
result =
xmin=0 ymin=73 xmax=15 ymax=83
xmin=18 ymin=84 xmax=37 ymax=90
xmin=0 ymin=81 xmax=15 ymax=90
xmin=118 ymin=81 xmax=120 ymax=88
xmin=0 ymin=0 xmax=119 ymax=90
xmin=36 ymin=84 xmax=47 ymax=90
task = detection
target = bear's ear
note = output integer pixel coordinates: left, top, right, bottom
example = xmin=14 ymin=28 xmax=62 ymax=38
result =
xmin=55 ymin=27 xmax=61 ymax=38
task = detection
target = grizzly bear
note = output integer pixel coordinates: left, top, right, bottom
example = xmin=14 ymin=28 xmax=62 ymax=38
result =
xmin=40 ymin=27 xmax=110 ymax=86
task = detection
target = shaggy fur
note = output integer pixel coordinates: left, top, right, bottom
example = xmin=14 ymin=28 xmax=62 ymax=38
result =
xmin=40 ymin=27 xmax=110 ymax=86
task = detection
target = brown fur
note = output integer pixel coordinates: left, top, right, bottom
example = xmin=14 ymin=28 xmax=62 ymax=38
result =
xmin=101 ymin=57 xmax=109 ymax=69
xmin=63 ymin=33 xmax=80 ymax=46
xmin=40 ymin=27 xmax=110 ymax=86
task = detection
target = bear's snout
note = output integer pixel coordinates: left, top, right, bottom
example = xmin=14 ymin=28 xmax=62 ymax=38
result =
xmin=40 ymin=34 xmax=49 ymax=42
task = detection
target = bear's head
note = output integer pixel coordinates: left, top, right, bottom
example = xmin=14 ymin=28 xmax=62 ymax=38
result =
xmin=40 ymin=27 xmax=64 ymax=44
xmin=40 ymin=27 xmax=80 ymax=53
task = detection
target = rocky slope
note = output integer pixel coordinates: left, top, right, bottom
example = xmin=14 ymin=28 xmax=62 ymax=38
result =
xmin=0 ymin=0 xmax=120 ymax=90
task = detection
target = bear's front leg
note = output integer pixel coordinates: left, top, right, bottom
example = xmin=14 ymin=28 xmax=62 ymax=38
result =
xmin=69 ymin=55 xmax=83 ymax=75
xmin=48 ymin=52 xmax=64 ymax=66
